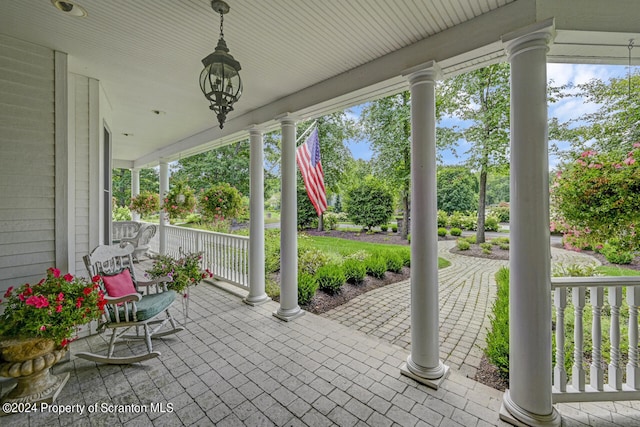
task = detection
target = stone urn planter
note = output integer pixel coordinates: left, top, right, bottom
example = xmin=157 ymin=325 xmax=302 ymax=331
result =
xmin=0 ymin=338 xmax=69 ymax=410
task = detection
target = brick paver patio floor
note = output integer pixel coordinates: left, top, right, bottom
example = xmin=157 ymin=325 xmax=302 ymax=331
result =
xmin=3 ymin=244 xmax=639 ymax=426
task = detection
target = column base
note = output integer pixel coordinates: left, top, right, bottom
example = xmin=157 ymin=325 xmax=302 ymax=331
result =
xmin=500 ymin=389 xmax=561 ymax=427
xmin=400 ymin=355 xmax=449 ymax=390
xmin=273 ymin=306 xmax=304 ymax=322
xmin=243 ymin=294 xmax=271 ymax=306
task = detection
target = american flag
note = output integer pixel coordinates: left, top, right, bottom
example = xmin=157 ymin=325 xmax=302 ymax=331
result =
xmin=296 ymin=127 xmax=327 ymax=216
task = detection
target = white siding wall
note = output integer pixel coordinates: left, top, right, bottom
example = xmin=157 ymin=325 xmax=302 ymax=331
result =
xmin=0 ymin=35 xmax=55 ymax=293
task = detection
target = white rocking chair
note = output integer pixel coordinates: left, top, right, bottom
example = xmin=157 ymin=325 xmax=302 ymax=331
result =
xmin=76 ymin=244 xmax=184 ymax=364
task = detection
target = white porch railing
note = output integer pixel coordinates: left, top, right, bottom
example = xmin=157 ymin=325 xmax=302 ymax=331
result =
xmin=551 ymin=276 xmax=640 ymax=403
xmin=147 ymin=224 xmax=249 ymax=290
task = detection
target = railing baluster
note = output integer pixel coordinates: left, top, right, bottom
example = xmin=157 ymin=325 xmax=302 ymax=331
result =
xmin=554 ymin=287 xmax=567 ymax=392
xmin=609 ymin=286 xmax=622 ymax=390
xmin=572 ymin=287 xmax=585 ymax=391
xmin=627 ymin=286 xmax=640 ymax=389
xmin=591 ymin=286 xmax=604 ymax=391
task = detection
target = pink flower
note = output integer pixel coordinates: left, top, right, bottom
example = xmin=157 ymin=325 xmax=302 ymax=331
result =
xmin=40 ymin=325 xmax=46 ymax=331
xmin=48 ymin=268 xmax=61 ymax=278
xmin=4 ymin=286 xmax=13 ymax=298
xmin=575 ymin=159 xmax=587 ymax=166
xmin=613 ymin=163 xmax=622 ymax=169
xmin=64 ymin=273 xmax=74 ymax=282
xmin=92 ymin=275 xmax=101 ymax=283
xmin=75 ymin=297 xmax=84 ymax=308
xmin=581 ymin=150 xmax=596 ymax=158
xmin=56 ymin=292 xmax=64 ymax=302
xmin=633 ymin=142 xmax=640 ymax=148
xmin=56 ymin=305 xmax=63 ymax=313
xmin=26 ymin=295 xmax=49 ymax=308
xmin=624 ymin=157 xmax=636 ymax=165
xmin=588 ymin=163 xmax=602 ymax=169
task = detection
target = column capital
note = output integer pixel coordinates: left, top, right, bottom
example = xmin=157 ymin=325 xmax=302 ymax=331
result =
xmin=246 ymin=125 xmax=265 ymax=135
xmin=275 ymin=113 xmax=299 ymax=126
xmin=403 ymin=60 xmax=441 ymax=85
xmin=502 ymin=18 xmax=555 ymax=60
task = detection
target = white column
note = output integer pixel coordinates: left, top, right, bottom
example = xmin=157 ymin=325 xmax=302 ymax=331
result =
xmin=274 ymin=114 xmax=304 ymax=321
xmin=131 ymin=168 xmax=140 ymax=221
xmin=400 ymin=61 xmax=449 ymax=389
xmin=159 ymin=160 xmax=169 ymax=255
xmin=500 ymin=19 xmax=561 ymax=427
xmin=245 ymin=126 xmax=270 ymax=306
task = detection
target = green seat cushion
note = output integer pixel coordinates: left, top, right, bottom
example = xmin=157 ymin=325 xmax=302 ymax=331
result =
xmin=109 ymin=290 xmax=176 ymax=322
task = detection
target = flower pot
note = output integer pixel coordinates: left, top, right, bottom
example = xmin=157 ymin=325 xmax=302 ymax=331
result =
xmin=0 ymin=338 xmax=69 ymax=410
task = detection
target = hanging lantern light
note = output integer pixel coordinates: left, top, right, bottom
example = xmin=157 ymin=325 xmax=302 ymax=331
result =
xmin=199 ymin=0 xmax=242 ymax=129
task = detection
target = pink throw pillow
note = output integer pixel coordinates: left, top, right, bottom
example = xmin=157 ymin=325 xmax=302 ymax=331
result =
xmin=101 ymin=269 xmax=137 ymax=297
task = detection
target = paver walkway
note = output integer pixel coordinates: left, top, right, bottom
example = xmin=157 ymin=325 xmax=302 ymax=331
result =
xmin=322 ymin=240 xmax=600 ymax=378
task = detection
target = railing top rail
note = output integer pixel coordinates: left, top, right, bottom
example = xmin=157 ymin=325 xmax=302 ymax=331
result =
xmin=163 ymin=224 xmax=250 ymax=241
xmin=551 ymin=276 xmax=640 ymax=288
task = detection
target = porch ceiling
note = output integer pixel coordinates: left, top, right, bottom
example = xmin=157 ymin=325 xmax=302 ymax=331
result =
xmin=1 ymin=0 xmax=639 ymax=168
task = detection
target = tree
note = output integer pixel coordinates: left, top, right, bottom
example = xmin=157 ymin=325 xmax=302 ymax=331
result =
xmin=361 ymin=92 xmax=455 ymax=240
xmin=552 ymin=73 xmax=640 ymax=158
xmin=171 ymin=141 xmax=251 ymax=196
xmin=439 ymin=63 xmax=511 ymax=243
xmin=112 ymin=168 xmax=158 ymax=207
xmin=437 ymin=167 xmax=478 ymax=214
xmin=486 ymin=173 xmax=510 ymax=205
xmin=344 ymin=176 xmax=395 ymax=231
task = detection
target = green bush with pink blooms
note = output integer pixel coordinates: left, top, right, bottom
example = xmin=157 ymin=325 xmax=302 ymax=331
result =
xmin=199 ymin=183 xmax=243 ymax=223
xmin=551 ymin=143 xmax=640 ymax=259
xmin=129 ymin=190 xmax=160 ymax=217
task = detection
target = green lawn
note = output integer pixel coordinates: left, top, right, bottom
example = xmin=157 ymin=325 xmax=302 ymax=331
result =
xmin=596 ymin=265 xmax=640 ymax=276
xmin=302 ymin=235 xmax=451 ymax=269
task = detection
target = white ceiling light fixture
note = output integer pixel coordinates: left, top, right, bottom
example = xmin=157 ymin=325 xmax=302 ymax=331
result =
xmin=199 ymin=0 xmax=243 ymax=129
xmin=51 ymin=0 xmax=88 ymax=17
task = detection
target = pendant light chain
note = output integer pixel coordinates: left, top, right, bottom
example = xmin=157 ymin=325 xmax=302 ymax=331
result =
xmin=220 ymin=10 xmax=224 ymax=39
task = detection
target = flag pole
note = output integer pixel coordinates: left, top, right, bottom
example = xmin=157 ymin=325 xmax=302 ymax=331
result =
xmin=295 ymin=121 xmax=317 ymax=145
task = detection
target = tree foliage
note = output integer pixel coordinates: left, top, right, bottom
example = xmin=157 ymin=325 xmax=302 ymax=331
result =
xmin=552 ymin=73 xmax=640 ymax=158
xmin=439 ymin=63 xmax=511 ymax=243
xmin=437 ymin=167 xmax=478 ymax=214
xmin=551 ymin=145 xmax=640 ymax=252
xmin=112 ymin=168 xmax=159 ymax=207
xmin=344 ymin=176 xmax=395 ymax=230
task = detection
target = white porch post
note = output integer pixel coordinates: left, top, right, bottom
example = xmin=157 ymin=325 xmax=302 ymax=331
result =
xmin=500 ymin=19 xmax=561 ymax=427
xmin=245 ymin=126 xmax=270 ymax=306
xmin=159 ymin=160 xmax=169 ymax=255
xmin=274 ymin=114 xmax=304 ymax=321
xmin=400 ymin=61 xmax=449 ymax=389
xmin=131 ymin=168 xmax=140 ymax=221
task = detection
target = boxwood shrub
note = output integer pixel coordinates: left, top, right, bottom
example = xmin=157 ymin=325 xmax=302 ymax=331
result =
xmin=450 ymin=227 xmax=462 ymax=237
xmin=437 ymin=227 xmax=447 ymax=237
xmin=365 ymin=256 xmax=387 ymax=279
xmin=457 ymin=239 xmax=471 ymax=250
xmin=384 ymin=251 xmax=404 ymax=273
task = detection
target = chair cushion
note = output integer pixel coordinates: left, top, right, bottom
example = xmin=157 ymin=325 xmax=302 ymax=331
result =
xmin=109 ymin=290 xmax=177 ymax=322
xmin=102 ymin=269 xmax=137 ymax=297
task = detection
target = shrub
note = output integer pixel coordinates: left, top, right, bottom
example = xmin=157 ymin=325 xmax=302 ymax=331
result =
xmin=485 ymin=216 xmax=500 ymax=232
xmin=450 ymin=227 xmax=462 ymax=236
xmin=457 ymin=239 xmax=471 ymax=250
xmin=397 ymin=247 xmax=411 ymax=267
xmin=491 ymin=237 xmax=510 ymax=245
xmin=392 ymin=225 xmax=398 ymax=233
xmin=323 ymin=212 xmax=340 ymax=230
xmin=484 ymin=267 xmax=510 ymax=378
xmin=264 ymin=230 xmax=281 ymax=274
xmin=344 ymin=176 xmax=395 ymax=231
xmin=112 ymin=205 xmax=132 ymax=221
xmin=298 ymin=248 xmax=329 ymax=275
xmin=437 ymin=210 xmax=449 ymax=228
xmin=365 ymin=256 xmax=387 ymax=279
xmin=601 ymin=242 xmax=634 ymax=265
xmin=499 ymin=243 xmax=510 ymax=250
xmin=461 ymin=215 xmax=477 ymax=231
xmin=465 ymin=235 xmax=477 ymax=244
xmin=298 ymin=273 xmax=318 ymax=305
xmin=315 ymin=264 xmax=345 ymax=294
xmin=482 ymin=248 xmax=492 ymax=254
xmin=381 ymin=224 xmax=388 ymax=232
xmin=384 ymin=252 xmax=404 ymax=273
xmin=489 ymin=205 xmax=510 ymax=222
xmin=480 ymin=243 xmax=492 ymax=251
xmin=449 ymin=212 xmax=464 ymax=229
xmin=552 ymin=263 xmax=599 ymax=277
xmin=129 ymin=190 xmax=160 ymax=217
xmin=343 ymin=259 xmax=366 ymax=284
xmin=265 ymin=279 xmax=280 ymax=299
xmin=437 ymin=227 xmax=447 ymax=237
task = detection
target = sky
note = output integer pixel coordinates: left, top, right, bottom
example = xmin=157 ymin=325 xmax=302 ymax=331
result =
xmin=345 ymin=63 xmax=630 ymax=168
